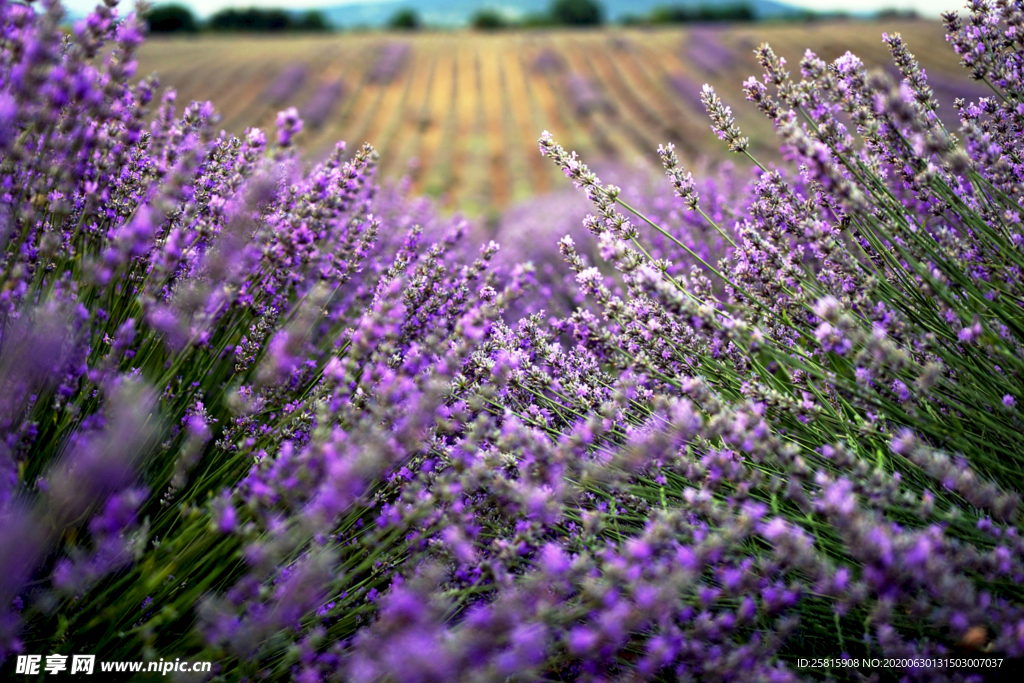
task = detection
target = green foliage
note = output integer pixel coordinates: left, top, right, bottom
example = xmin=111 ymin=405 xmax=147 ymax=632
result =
xmin=387 ymin=8 xmax=422 ymax=30
xmin=876 ymin=8 xmax=920 ymax=19
xmin=208 ymin=7 xmax=292 ymax=32
xmin=205 ymin=6 xmax=332 ymax=32
xmin=10 ymin=1 xmax=1024 ymax=679
xmin=520 ymin=12 xmax=559 ymax=27
xmin=811 ymin=10 xmax=852 ymax=21
xmin=145 ymin=4 xmax=198 ymax=33
xmin=471 ymin=8 xmax=509 ymax=30
xmin=638 ymin=3 xmax=753 ymax=24
xmin=549 ymin=0 xmax=603 ymax=26
xmin=648 ymin=3 xmax=755 ymax=24
xmin=294 ymin=10 xmax=332 ymax=32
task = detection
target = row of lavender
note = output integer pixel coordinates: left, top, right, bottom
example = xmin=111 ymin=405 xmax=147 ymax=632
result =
xmin=3 ymin=0 xmax=1024 ymax=682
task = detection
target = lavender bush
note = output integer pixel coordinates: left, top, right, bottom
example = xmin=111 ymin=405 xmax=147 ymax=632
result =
xmin=565 ymin=73 xmax=614 ymax=118
xmin=263 ymin=63 xmax=307 ymax=106
xmin=301 ymin=78 xmax=346 ymax=130
xmin=531 ymin=47 xmax=566 ymax=75
xmin=0 ymin=0 xmax=510 ymax=675
xmin=665 ymin=72 xmax=708 ymax=113
xmin=493 ymin=160 xmax=743 ymax=322
xmin=5 ymin=0 xmax=1024 ymax=681
xmin=684 ymin=28 xmax=737 ymax=76
xmin=366 ymin=42 xmax=410 ymax=86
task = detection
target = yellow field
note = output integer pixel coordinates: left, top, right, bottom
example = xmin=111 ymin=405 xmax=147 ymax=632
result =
xmin=136 ymin=21 xmax=970 ymax=215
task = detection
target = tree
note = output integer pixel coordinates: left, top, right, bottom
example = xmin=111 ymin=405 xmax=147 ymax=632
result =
xmin=208 ymin=7 xmax=292 ymax=32
xmin=261 ymin=8 xmax=292 ymax=31
xmin=648 ymin=4 xmax=755 ymax=24
xmin=295 ymin=10 xmax=331 ymax=32
xmin=471 ymin=8 xmax=507 ymax=30
xmin=876 ymin=8 xmax=920 ymax=19
xmin=145 ymin=4 xmax=197 ymax=33
xmin=521 ymin=12 xmax=557 ymax=27
xmin=549 ymin=0 xmax=603 ymax=26
xmin=207 ymin=8 xmax=240 ymax=31
xmin=387 ymin=8 xmax=421 ymax=30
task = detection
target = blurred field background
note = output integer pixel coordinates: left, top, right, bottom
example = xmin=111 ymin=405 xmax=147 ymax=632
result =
xmin=135 ymin=19 xmax=979 ymax=216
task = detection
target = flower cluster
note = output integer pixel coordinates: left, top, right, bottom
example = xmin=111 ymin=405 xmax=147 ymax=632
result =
xmin=0 ymin=0 xmax=500 ymax=673
xmin=4 ymin=0 xmax=1024 ymax=681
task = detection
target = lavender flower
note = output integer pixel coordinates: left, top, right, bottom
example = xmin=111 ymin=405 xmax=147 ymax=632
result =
xmin=700 ymin=84 xmax=749 ymax=153
xmin=5 ymin=0 xmax=1024 ymax=680
xmin=275 ymin=107 xmax=303 ymax=147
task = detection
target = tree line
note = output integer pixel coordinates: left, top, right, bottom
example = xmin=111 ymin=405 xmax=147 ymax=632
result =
xmin=144 ymin=1 xmax=616 ymax=34
xmin=147 ymin=1 xmax=920 ymax=34
xmin=146 ymin=5 xmax=331 ymax=33
xmin=469 ymin=0 xmax=756 ymax=30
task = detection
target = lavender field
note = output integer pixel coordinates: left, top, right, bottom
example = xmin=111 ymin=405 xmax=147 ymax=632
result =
xmin=3 ymin=0 xmax=1024 ymax=682
xmin=133 ymin=19 xmax=976 ymax=216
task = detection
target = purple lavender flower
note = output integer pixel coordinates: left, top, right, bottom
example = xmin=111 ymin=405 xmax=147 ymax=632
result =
xmin=700 ymin=84 xmax=748 ymax=153
xmin=5 ymin=0 xmax=1024 ymax=678
xmin=275 ymin=107 xmax=303 ymax=147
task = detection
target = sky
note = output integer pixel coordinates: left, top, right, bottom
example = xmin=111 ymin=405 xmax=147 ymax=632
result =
xmin=60 ymin=0 xmax=968 ymax=21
